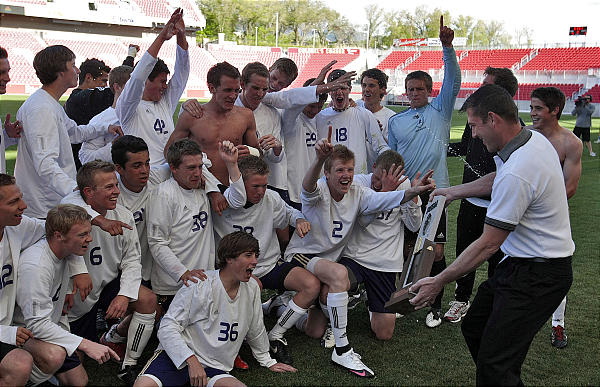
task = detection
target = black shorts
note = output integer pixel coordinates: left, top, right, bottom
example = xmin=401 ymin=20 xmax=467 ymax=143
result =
xmin=157 ymin=294 xmax=176 ymax=314
xmin=339 ymin=257 xmax=397 ymax=314
xmin=56 ymin=352 xmax=81 ymax=375
xmin=405 ymin=191 xmax=447 ymax=243
xmin=573 ymin=126 xmax=591 ymax=142
xmin=288 ymin=200 xmax=302 ymax=212
xmin=70 ymin=276 xmax=121 ymax=342
xmin=288 ymin=253 xmax=317 ymax=270
xmin=0 ymin=342 xmax=18 ymax=363
xmin=259 ymin=260 xmax=295 ymax=292
xmin=267 ymin=185 xmax=291 ymax=206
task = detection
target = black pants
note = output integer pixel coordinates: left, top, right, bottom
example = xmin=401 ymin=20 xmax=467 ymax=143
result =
xmin=455 ymin=200 xmax=504 ymax=302
xmin=461 ymin=256 xmax=572 ymax=386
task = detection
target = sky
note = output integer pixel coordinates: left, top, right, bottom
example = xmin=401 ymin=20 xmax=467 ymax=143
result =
xmin=337 ymin=0 xmax=600 ymax=45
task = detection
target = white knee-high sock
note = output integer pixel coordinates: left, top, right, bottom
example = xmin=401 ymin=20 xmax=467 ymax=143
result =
xmin=268 ymin=299 xmax=307 ymax=341
xmin=122 ymin=311 xmax=156 ymax=368
xmin=295 ymin=312 xmax=309 ymax=332
xmin=552 ymin=296 xmax=567 ymax=327
xmin=327 ymin=292 xmax=349 ymax=348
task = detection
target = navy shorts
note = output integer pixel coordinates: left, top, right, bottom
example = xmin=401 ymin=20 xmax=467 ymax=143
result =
xmin=140 ymin=350 xmax=233 ymax=387
xmin=56 ymin=352 xmax=81 ymax=375
xmin=0 ymin=342 xmax=18 ymax=362
xmin=339 ymin=257 xmax=397 ymax=314
xmin=259 ymin=260 xmax=295 ymax=292
xmin=70 ymin=276 xmax=121 ymax=342
xmin=157 ymin=294 xmax=175 ymax=314
xmin=288 ymin=200 xmax=302 ymax=212
xmin=288 ymin=253 xmax=317 ymax=270
xmin=267 ymin=185 xmax=291 ymax=206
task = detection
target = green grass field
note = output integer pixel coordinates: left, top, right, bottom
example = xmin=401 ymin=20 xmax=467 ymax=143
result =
xmin=1 ymin=95 xmax=598 ymax=385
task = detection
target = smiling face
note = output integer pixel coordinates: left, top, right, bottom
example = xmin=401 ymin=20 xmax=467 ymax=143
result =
xmin=361 ymin=76 xmax=385 ymax=106
xmin=143 ymin=72 xmax=168 ymax=102
xmin=60 ymin=221 xmax=93 ymax=257
xmin=268 ymin=68 xmax=292 ymax=92
xmin=88 ymin=71 xmax=109 ymax=88
xmin=324 ymin=158 xmax=354 ymax=200
xmin=406 ymin=79 xmax=431 ymax=109
xmin=115 ymin=151 xmax=150 ymax=193
xmin=0 ymin=58 xmax=10 ymax=94
xmin=171 ymin=154 xmax=204 ymax=190
xmin=0 ymin=184 xmax=27 ymax=228
xmin=530 ymin=97 xmax=558 ymax=130
xmin=467 ymin=108 xmax=499 ymax=153
xmin=241 ymin=73 xmax=268 ymax=111
xmin=244 ymin=173 xmax=268 ymax=204
xmin=84 ymin=171 xmax=120 ymax=214
xmin=210 ymin=75 xmax=241 ymax=112
xmin=227 ymin=250 xmax=258 ymax=282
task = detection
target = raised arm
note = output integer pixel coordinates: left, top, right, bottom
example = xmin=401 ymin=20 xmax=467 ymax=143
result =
xmin=433 ymin=15 xmax=461 ymax=118
xmin=303 ymin=138 xmax=332 ymax=192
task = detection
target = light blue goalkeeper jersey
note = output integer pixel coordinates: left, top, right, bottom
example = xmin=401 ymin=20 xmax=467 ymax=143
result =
xmin=388 ymin=46 xmax=461 ymax=188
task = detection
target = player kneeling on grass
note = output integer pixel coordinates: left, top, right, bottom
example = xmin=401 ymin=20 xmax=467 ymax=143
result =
xmin=283 ymin=141 xmax=434 ymax=378
xmin=213 ymin=155 xmax=319 ymax=366
xmin=135 ymin=231 xmax=296 ymax=387
xmin=339 ymin=150 xmax=422 ymax=340
xmin=15 ymin=204 xmax=119 ymax=385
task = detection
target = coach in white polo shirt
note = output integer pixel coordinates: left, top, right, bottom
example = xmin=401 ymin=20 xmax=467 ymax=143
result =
xmin=410 ymin=84 xmax=574 ymax=386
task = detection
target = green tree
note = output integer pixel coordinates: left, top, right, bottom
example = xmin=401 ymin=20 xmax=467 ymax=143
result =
xmin=364 ymin=4 xmax=384 ymax=49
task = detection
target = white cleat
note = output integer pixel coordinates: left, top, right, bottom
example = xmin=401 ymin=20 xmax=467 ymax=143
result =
xmin=331 ymin=348 xmax=375 ymax=378
xmin=321 ymin=326 xmax=335 ymax=348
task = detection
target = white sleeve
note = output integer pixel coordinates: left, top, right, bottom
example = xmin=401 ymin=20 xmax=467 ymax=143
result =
xmin=61 ymin=191 xmax=101 ymax=221
xmin=223 ymin=175 xmax=246 ymax=209
xmin=272 ymin=196 xmax=303 ymax=229
xmin=300 ymin=179 xmax=324 ymax=206
xmin=157 ymin=282 xmax=206 ymax=369
xmin=263 ymin=147 xmax=285 ymax=163
xmin=117 ymin=214 xmax=143 ymax=300
xmin=148 ymin=163 xmax=172 ymax=185
xmin=67 ymin=255 xmax=88 ymax=277
xmin=358 ymin=187 xmax=406 ymax=215
xmin=262 ymin=86 xmax=318 ymax=109
xmin=245 ymin=281 xmax=277 ymax=368
xmin=203 ymin=166 xmax=220 ymax=194
xmin=164 ymin=46 xmax=190 ymax=115
xmin=2 ymin=129 xmax=17 ymax=147
xmin=116 ymin=52 xmax=157 ymax=128
xmin=17 ymin=262 xmax=82 ymax=355
xmin=147 ymin=191 xmax=188 ymax=282
xmin=0 ymin=326 xmax=17 ymax=345
xmin=19 ymin=216 xmax=47 ymax=250
xmin=79 ymin=139 xmax=114 ymax=165
xmin=280 ymin=104 xmax=305 ymax=138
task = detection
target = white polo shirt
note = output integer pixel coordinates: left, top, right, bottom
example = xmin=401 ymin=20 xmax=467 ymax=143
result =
xmin=485 ymin=129 xmax=575 ymax=259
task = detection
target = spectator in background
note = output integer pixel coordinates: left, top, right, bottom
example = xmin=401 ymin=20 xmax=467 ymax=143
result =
xmin=571 ymin=95 xmax=596 ymax=156
xmin=0 ymin=46 xmax=23 ymax=173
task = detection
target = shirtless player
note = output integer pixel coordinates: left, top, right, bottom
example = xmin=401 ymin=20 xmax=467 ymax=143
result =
xmin=165 ymin=62 xmax=260 ymax=185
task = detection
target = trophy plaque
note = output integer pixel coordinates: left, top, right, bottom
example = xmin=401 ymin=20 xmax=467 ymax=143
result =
xmin=384 ymin=195 xmax=446 ymax=315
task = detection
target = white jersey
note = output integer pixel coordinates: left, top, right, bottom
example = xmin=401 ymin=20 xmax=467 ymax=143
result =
xmin=147 ymin=178 xmax=216 ymax=295
xmin=213 ymin=189 xmax=303 ymax=278
xmin=1 ymin=129 xmax=18 ymax=173
xmin=355 ymin=100 xmax=396 ymax=143
xmin=15 ymin=240 xmax=82 ymax=355
xmin=0 ymin=216 xmax=46 ymax=345
xmin=342 ymin=174 xmax=421 ymax=272
xmin=316 ymin=106 xmax=390 ymax=175
xmin=284 ymin=176 xmax=408 ymax=262
xmin=157 ymin=270 xmax=276 ymax=371
xmin=78 ymin=106 xmax=119 ymax=164
xmin=262 ymin=86 xmax=318 ymax=110
xmin=116 ymin=47 xmax=190 ymax=166
xmin=62 ymin=202 xmax=142 ymax=321
xmin=15 ymin=88 xmax=106 ymax=218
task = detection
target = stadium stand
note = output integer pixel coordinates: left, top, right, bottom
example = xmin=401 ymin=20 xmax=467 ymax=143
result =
xmin=521 ymin=47 xmax=600 ymax=70
xmin=131 ymin=0 xmax=172 ymax=19
xmin=583 ymin=84 xmax=600 ymax=101
xmin=376 ymin=51 xmax=417 ymax=70
xmin=458 ymin=49 xmax=530 ymax=70
xmin=207 ymin=44 xmax=283 ymax=73
xmin=403 ymin=50 xmax=463 ymax=71
xmin=287 ymin=48 xmax=360 ymax=88
xmin=515 ymin=83 xmax=583 ymax=100
xmin=2 ymin=0 xmax=46 ymax=5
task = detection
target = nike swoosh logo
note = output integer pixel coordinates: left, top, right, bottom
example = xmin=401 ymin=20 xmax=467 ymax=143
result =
xmin=350 ymin=370 xmax=367 ymax=377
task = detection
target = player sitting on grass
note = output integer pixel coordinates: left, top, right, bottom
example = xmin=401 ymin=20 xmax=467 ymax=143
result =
xmin=135 ymin=231 xmax=296 ymax=387
xmin=339 ymin=150 xmax=422 ymax=340
xmin=63 ymin=161 xmax=157 ymax=385
xmin=283 ymin=141 xmax=434 ymax=378
xmin=212 ymin=155 xmax=319 ymax=366
xmin=15 ymin=204 xmax=119 ymax=385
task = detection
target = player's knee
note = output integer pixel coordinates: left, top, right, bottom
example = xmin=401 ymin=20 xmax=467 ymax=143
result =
xmin=301 ymin=274 xmax=321 ymax=299
xmin=38 ymin=345 xmax=66 ymax=374
xmin=5 ymin=349 xmax=33 ymax=380
xmin=329 ymin=264 xmax=349 ymax=289
xmin=134 ymin=375 xmax=160 ymax=387
xmin=136 ymin=286 xmax=158 ymax=313
xmin=372 ymin=324 xmax=394 ymax=341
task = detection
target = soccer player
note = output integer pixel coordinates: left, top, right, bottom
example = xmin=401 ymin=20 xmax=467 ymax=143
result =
xmin=0 ymin=46 xmax=22 ymax=173
xmin=315 ymin=69 xmax=389 ymax=175
xmin=135 ymin=231 xmax=296 ymax=387
xmin=15 ymin=45 xmax=121 ymax=218
xmin=63 ymin=161 xmax=157 ymax=384
xmin=15 ymin=204 xmax=119 ymax=385
xmin=212 ymin=155 xmax=319 ymax=365
xmin=340 ymin=150 xmax=422 ymax=340
xmin=387 ymin=16 xmax=460 ymax=327
xmin=356 ymin=68 xmax=396 ymax=142
xmin=529 ymin=87 xmax=582 ymax=348
xmin=147 ymin=139 xmax=243 ymax=304
xmin=284 ymin=140 xmax=434 ymax=377
xmin=117 ymin=9 xmax=189 ymax=166
xmin=268 ymin=57 xmax=298 ymax=92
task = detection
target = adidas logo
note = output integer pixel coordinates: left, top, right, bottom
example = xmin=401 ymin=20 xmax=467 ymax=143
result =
xmin=437 ymin=232 xmax=445 ymax=239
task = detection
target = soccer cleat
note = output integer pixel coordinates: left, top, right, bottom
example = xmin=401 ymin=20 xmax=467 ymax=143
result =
xmin=234 ymin=354 xmax=249 ymax=370
xmin=347 ymin=289 xmax=367 ymax=310
xmin=321 ymin=325 xmax=335 ymax=348
xmin=331 ymin=348 xmax=374 ymax=378
xmin=551 ymin=325 xmax=568 ymax=348
xmin=96 ymin=308 xmax=108 ymax=333
xmin=595 ymin=138 xmax=600 ymax=144
xmin=425 ymin=308 xmax=442 ymax=328
xmin=443 ymin=300 xmax=470 ymax=323
xmin=395 ymin=313 xmax=404 ymax=319
xmin=262 ymin=294 xmax=285 ymax=316
xmin=117 ymin=365 xmax=141 ymax=386
xmin=99 ymin=333 xmax=126 ymax=361
xmin=269 ymin=338 xmax=293 ymax=365
xmin=590 ymin=151 xmax=597 ymax=157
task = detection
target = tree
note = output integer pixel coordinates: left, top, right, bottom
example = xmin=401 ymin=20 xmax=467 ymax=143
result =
xmin=364 ymin=4 xmax=384 ymax=49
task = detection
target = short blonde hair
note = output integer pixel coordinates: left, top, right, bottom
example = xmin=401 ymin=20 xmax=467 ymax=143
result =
xmin=46 ymin=204 xmax=91 ymax=237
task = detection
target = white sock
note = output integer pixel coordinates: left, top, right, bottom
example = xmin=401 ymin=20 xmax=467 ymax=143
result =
xmin=552 ymin=296 xmax=567 ymax=327
xmin=327 ymin=292 xmax=349 ymax=348
xmin=122 ymin=311 xmax=156 ymax=368
xmin=268 ymin=300 xmax=307 ymax=341
xmin=295 ymin=312 xmax=309 ymax=332
xmin=320 ymin=301 xmax=330 ymax=321
xmin=105 ymin=323 xmax=126 ymax=343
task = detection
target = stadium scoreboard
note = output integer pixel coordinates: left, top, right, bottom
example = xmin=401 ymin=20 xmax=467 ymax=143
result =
xmin=569 ymin=26 xmax=587 ymax=36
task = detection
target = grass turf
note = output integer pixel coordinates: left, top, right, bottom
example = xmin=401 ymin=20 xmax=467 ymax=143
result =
xmin=1 ymin=95 xmax=598 ymax=385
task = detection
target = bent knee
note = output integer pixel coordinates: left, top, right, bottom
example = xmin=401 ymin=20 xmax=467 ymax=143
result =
xmin=137 ymin=286 xmax=158 ymax=312
xmin=38 ymin=345 xmax=66 ymax=373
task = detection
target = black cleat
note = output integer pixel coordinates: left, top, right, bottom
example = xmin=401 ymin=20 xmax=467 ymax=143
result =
xmin=269 ymin=338 xmax=293 ymax=365
xmin=117 ymin=365 xmax=142 ymax=386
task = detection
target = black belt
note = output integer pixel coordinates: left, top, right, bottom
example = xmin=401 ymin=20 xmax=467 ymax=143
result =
xmin=508 ymin=256 xmax=572 ymax=264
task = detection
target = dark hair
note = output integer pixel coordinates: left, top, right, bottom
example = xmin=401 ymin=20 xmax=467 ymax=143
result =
xmin=77 ymin=160 xmax=116 ymax=197
xmin=78 ymin=58 xmax=110 ymax=85
xmin=242 ymin=62 xmax=269 ymax=84
xmin=405 ymin=70 xmax=432 ymax=92
xmin=45 ymin=204 xmax=91 ymax=238
xmin=531 ymin=87 xmax=566 ymax=120
xmin=375 ymin=150 xmax=405 ymax=171
xmin=108 ymin=65 xmax=133 ymax=93
xmin=0 ymin=47 xmax=7 ymax=59
xmin=324 ymin=145 xmax=355 ymax=172
xmin=111 ymin=135 xmax=149 ymax=167
xmin=238 ymin=155 xmax=269 ymax=180
xmin=33 ymin=45 xmax=75 ymax=85
xmin=269 ymin=58 xmax=298 ymax=83
xmin=327 ymin=69 xmax=350 ymax=87
xmin=216 ymin=231 xmax=260 ymax=269
xmin=166 ymin=139 xmax=203 ymax=168
xmin=484 ymin=66 xmax=518 ymax=97
xmin=0 ymin=173 xmax=16 ymax=200
xmin=207 ymin=62 xmax=240 ymax=88
xmin=148 ymin=58 xmax=169 ymax=82
xmin=304 ymin=77 xmax=328 ymax=104
xmin=460 ymin=84 xmax=519 ymax=124
xmin=361 ymin=68 xmax=388 ymax=97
